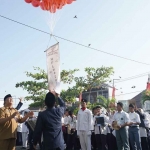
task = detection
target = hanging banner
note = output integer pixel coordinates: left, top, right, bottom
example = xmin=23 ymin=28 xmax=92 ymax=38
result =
xmin=46 ymin=43 xmax=60 ymax=94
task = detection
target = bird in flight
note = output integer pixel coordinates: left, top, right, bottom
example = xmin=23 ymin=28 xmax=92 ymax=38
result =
xmin=74 ymin=15 xmax=77 ymax=18
xmin=88 ymin=44 xmax=91 ymax=47
xmin=131 ymin=86 xmax=136 ymax=88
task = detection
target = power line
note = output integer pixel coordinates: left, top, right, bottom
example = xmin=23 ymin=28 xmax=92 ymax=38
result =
xmin=1 ymin=14 xmax=150 ymax=66
xmin=115 ymin=71 xmax=150 ymax=83
xmin=116 ymin=90 xmax=144 ymax=96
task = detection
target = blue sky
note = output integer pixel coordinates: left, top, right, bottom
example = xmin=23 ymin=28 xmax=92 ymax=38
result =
xmin=0 ymin=0 xmax=150 ymax=109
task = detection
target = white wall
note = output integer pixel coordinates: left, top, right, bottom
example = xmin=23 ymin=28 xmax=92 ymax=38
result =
xmin=0 ymin=101 xmax=3 ymax=107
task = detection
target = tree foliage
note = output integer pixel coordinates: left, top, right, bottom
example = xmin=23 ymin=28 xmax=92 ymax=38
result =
xmin=142 ymin=90 xmax=150 ymax=104
xmin=16 ymin=67 xmax=79 ymax=107
xmin=74 ymin=67 xmax=114 ymax=92
xmin=97 ymin=95 xmax=116 ymax=109
xmin=16 ymin=66 xmax=114 ymax=108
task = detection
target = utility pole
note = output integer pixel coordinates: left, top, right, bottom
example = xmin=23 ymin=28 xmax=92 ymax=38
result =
xmin=113 ymin=79 xmax=120 ymax=88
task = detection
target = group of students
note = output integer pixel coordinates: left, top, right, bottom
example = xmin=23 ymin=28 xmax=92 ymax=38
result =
xmin=16 ymin=111 xmax=40 ymax=150
xmin=62 ymin=99 xmax=150 ymax=150
xmin=1 ymin=92 xmax=150 ymax=150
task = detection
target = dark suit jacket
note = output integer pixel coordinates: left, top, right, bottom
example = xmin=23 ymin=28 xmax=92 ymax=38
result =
xmin=15 ymin=102 xmax=23 ymax=110
xmin=135 ymin=110 xmax=145 ymax=127
xmin=33 ymin=97 xmax=65 ymax=149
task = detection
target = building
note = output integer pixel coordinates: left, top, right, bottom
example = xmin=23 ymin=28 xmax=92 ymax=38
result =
xmin=82 ymin=84 xmax=113 ymax=103
xmin=119 ymin=90 xmax=150 ymax=112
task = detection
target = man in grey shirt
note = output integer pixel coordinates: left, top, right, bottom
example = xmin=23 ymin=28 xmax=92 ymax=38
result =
xmin=112 ymin=102 xmax=130 ymax=150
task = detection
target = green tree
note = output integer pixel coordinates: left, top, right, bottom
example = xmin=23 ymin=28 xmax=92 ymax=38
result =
xmin=74 ymin=66 xmax=114 ymax=101
xmin=16 ymin=67 xmax=79 ymax=107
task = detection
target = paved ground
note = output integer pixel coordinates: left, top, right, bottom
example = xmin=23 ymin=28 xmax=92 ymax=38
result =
xmin=16 ymin=146 xmax=40 ymax=150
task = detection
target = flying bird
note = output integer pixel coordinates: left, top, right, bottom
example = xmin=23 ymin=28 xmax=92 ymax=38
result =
xmin=119 ymin=76 xmax=121 ymax=78
xmin=131 ymin=86 xmax=136 ymax=88
xmin=74 ymin=15 xmax=77 ymax=18
xmin=88 ymin=44 xmax=91 ymax=47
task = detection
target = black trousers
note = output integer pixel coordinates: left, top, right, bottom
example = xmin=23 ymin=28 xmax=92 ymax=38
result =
xmin=141 ymin=137 xmax=149 ymax=150
xmin=28 ymin=132 xmax=34 ymax=150
xmin=95 ymin=134 xmax=108 ymax=150
xmin=107 ymin=133 xmax=118 ymax=150
xmin=16 ymin=132 xmax=22 ymax=146
xmin=63 ymin=127 xmax=68 ymax=144
xmin=66 ymin=130 xmax=78 ymax=150
xmin=91 ymin=132 xmax=97 ymax=150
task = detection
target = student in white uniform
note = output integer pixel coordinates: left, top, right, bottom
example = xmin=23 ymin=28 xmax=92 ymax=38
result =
xmin=112 ymin=102 xmax=130 ymax=150
xmin=22 ymin=111 xmax=29 ymax=149
xmin=67 ymin=110 xmax=77 ymax=150
xmin=91 ymin=107 xmax=97 ymax=150
xmin=64 ymin=109 xmax=71 ymax=146
xmin=76 ymin=99 xmax=93 ymax=150
xmin=136 ymin=108 xmax=149 ymax=150
xmin=128 ymin=104 xmax=142 ymax=150
xmin=94 ymin=106 xmax=109 ymax=150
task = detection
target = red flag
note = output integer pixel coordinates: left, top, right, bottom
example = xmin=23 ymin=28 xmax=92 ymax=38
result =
xmin=146 ymin=74 xmax=150 ymax=91
xmin=146 ymin=74 xmax=150 ymax=96
xmin=79 ymin=93 xmax=82 ymax=101
xmin=112 ymin=87 xmax=116 ymax=99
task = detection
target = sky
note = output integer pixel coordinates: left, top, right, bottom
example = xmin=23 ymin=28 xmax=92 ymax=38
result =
xmin=0 ymin=0 xmax=150 ymax=109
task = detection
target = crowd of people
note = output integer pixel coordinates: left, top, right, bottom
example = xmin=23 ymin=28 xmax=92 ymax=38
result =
xmin=0 ymin=92 xmax=150 ymax=150
xmin=62 ymin=100 xmax=150 ymax=150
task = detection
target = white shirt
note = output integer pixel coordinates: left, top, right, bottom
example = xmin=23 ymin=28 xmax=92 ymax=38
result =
xmin=17 ymin=123 xmax=22 ymax=132
xmin=22 ymin=122 xmax=29 ymax=133
xmin=64 ymin=116 xmax=71 ymax=126
xmin=94 ymin=114 xmax=109 ymax=135
xmin=68 ymin=116 xmax=76 ymax=129
xmin=76 ymin=108 xmax=94 ymax=131
xmin=128 ymin=112 xmax=140 ymax=126
xmin=61 ymin=117 xmax=64 ymax=124
xmin=113 ymin=110 xmax=130 ymax=126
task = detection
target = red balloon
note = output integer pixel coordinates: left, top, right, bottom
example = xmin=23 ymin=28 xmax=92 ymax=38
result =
xmin=50 ymin=5 xmax=56 ymax=13
xmin=66 ymin=0 xmax=73 ymax=4
xmin=25 ymin=0 xmax=32 ymax=3
xmin=40 ymin=1 xmax=46 ymax=10
xmin=32 ymin=0 xmax=40 ymax=7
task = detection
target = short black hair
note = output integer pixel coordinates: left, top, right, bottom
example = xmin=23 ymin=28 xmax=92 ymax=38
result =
xmin=129 ymin=104 xmax=135 ymax=108
xmin=117 ymin=102 xmax=123 ymax=108
xmin=68 ymin=110 xmax=73 ymax=116
xmin=96 ymin=106 xmax=102 ymax=109
xmin=81 ymin=98 xmax=88 ymax=103
xmin=45 ymin=92 xmax=56 ymax=108
xmin=24 ymin=111 xmax=28 ymax=115
xmin=92 ymin=107 xmax=96 ymax=111
xmin=65 ymin=109 xmax=70 ymax=112
xmin=4 ymin=94 xmax=12 ymax=101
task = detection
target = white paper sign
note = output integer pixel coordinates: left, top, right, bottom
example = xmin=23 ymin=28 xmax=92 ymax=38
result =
xmin=46 ymin=43 xmax=60 ymax=94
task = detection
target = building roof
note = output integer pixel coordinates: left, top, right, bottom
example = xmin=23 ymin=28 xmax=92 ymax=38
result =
xmin=130 ymin=90 xmax=145 ymax=108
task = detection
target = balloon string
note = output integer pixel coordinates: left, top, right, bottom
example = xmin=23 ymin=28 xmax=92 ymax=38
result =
xmin=52 ymin=34 xmax=59 ymax=43
xmin=47 ymin=34 xmax=52 ymax=49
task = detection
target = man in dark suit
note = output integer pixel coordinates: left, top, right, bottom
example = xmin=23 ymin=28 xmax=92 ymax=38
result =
xmin=33 ymin=91 xmax=65 ymax=150
xmin=15 ymin=98 xmax=23 ymax=110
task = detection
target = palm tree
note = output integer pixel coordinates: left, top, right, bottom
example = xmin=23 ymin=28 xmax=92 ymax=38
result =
xmin=97 ymin=95 xmax=116 ymax=110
